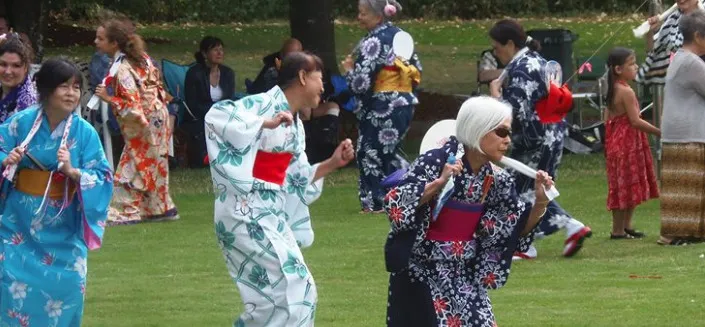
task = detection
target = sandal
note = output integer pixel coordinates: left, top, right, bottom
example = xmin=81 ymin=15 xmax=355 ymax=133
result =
xmin=657 ymin=237 xmax=690 ymax=246
xmin=624 ymin=228 xmax=646 ymax=238
xmin=610 ymin=233 xmax=635 ymax=239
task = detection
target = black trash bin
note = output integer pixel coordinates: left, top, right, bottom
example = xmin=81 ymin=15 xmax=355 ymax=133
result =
xmin=526 ymin=29 xmax=578 ymax=85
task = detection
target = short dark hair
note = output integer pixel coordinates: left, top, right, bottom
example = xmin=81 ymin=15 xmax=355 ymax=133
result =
xmin=277 ymin=51 xmax=324 ymax=89
xmin=34 ymin=57 xmax=84 ymax=102
xmin=195 ymin=36 xmax=224 ymax=65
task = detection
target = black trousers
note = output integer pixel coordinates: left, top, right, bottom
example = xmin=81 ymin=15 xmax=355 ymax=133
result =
xmin=386 ymin=272 xmax=438 ymax=327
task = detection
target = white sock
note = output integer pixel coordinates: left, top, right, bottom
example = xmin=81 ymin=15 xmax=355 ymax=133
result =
xmin=565 ymin=218 xmax=585 ymax=237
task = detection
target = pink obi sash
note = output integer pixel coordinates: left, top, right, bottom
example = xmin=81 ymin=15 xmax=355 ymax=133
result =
xmin=252 ymin=151 xmax=293 ymax=186
xmin=425 ymin=174 xmax=493 ymax=242
xmin=425 ymin=201 xmax=483 ymax=242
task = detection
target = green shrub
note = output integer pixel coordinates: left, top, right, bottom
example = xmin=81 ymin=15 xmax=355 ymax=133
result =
xmin=49 ymin=0 xmax=651 ymax=23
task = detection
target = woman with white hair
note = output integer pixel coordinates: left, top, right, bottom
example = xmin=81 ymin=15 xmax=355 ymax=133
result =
xmin=383 ymin=96 xmax=552 ymax=327
xmin=659 ymin=10 xmax=705 ymax=245
xmin=342 ymin=0 xmax=422 ymax=213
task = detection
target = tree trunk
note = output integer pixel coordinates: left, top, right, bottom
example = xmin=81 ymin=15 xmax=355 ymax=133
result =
xmin=289 ymin=0 xmax=339 ymax=74
xmin=6 ymin=0 xmax=45 ymax=63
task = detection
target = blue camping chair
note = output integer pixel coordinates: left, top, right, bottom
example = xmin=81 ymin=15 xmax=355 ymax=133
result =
xmin=161 ymin=59 xmax=197 ymax=124
xmin=329 ymin=74 xmax=356 ymax=112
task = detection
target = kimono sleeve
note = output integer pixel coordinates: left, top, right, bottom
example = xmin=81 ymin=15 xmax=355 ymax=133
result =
xmin=346 ymin=35 xmax=390 ymax=97
xmin=282 ymin=195 xmax=316 ymax=249
xmin=289 ymin=148 xmax=323 ymax=206
xmin=108 ymin=66 xmax=149 ymax=131
xmin=501 ymin=62 xmax=547 ymax=125
xmin=280 ymin=132 xmax=323 ymax=249
xmin=76 ymin=120 xmax=114 ymax=250
xmin=384 ymin=151 xmax=442 ymax=234
xmin=204 ymin=96 xmax=271 ymax=195
xmin=473 ymin=170 xmax=536 ymax=291
xmin=0 ymin=112 xmax=22 ymax=166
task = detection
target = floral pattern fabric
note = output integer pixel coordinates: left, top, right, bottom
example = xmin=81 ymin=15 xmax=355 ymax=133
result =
xmin=346 ymin=22 xmax=422 ymax=211
xmin=384 ymin=137 xmax=536 ymax=327
xmin=605 ymin=114 xmax=659 ymax=210
xmin=501 ymin=51 xmax=575 ymax=236
xmin=0 ymin=105 xmax=113 ymax=327
xmin=205 ymin=86 xmax=324 ymax=327
xmin=106 ymin=55 xmax=177 ymax=224
xmin=0 ymin=76 xmax=38 ymax=123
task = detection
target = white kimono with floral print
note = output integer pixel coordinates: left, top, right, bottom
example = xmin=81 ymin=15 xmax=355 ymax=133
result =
xmin=205 ymin=86 xmax=323 ymax=327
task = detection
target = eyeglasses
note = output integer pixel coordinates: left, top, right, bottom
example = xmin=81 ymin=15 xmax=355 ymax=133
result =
xmin=494 ymin=127 xmax=512 ymax=138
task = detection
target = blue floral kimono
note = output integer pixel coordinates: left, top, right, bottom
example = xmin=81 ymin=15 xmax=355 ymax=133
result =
xmin=384 ymin=137 xmax=536 ymax=327
xmin=346 ymin=21 xmax=422 ymax=211
xmin=501 ymin=50 xmax=573 ymax=236
xmin=0 ymin=106 xmax=113 ymax=327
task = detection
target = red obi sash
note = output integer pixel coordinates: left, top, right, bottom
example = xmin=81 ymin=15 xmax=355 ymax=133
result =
xmin=252 ymin=150 xmax=293 ymax=186
xmin=426 ymin=201 xmax=483 ymax=242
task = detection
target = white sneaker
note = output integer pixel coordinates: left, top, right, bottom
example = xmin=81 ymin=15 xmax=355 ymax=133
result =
xmin=563 ymin=225 xmax=592 ymax=257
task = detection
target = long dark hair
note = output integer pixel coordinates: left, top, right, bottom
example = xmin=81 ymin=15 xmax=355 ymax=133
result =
xmin=277 ymin=51 xmax=323 ymax=90
xmin=605 ymin=47 xmax=635 ymax=108
xmin=489 ymin=19 xmax=541 ymax=52
xmin=34 ymin=57 xmax=84 ymax=103
xmin=194 ymin=36 xmax=224 ymax=65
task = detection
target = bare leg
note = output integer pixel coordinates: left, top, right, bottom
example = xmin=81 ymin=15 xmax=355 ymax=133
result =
xmin=611 ymin=209 xmax=626 ymax=236
xmin=623 ymin=208 xmax=635 ymax=230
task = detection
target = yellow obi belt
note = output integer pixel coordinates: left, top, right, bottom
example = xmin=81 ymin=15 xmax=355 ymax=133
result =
xmin=15 ymin=169 xmax=77 ymax=199
xmin=373 ymin=57 xmax=421 ymax=93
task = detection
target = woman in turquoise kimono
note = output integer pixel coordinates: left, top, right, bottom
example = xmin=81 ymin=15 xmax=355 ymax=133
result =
xmin=343 ymin=0 xmax=422 ymax=213
xmin=0 ymin=57 xmax=113 ymax=326
xmin=205 ymin=52 xmax=355 ymax=327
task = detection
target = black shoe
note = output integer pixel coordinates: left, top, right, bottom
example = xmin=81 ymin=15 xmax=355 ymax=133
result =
xmin=610 ymin=233 xmax=635 ymax=239
xmin=624 ymin=228 xmax=646 ymax=238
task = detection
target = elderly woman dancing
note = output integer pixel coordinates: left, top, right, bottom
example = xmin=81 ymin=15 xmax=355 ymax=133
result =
xmin=205 ymin=52 xmax=355 ymax=327
xmin=384 ymin=96 xmax=553 ymax=327
xmin=343 ymin=0 xmax=422 ymax=213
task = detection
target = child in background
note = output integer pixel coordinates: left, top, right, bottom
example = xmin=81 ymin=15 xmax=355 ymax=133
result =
xmin=604 ymin=47 xmax=660 ymax=239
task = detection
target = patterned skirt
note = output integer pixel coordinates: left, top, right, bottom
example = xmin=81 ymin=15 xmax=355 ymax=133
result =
xmin=660 ymin=142 xmax=705 ymax=239
xmin=604 ymin=115 xmax=659 ymax=210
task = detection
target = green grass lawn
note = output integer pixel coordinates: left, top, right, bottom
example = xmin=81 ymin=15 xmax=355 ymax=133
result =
xmin=55 ymin=16 xmax=705 ymax=326
xmin=83 ymin=153 xmax=705 ymax=327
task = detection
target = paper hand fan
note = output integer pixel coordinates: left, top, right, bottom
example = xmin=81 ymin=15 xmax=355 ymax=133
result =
xmin=392 ymin=31 xmax=414 ymax=61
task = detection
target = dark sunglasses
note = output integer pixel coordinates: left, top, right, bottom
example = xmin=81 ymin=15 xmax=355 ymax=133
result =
xmin=494 ymin=127 xmax=512 ymax=138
